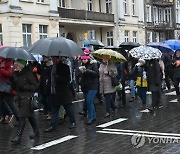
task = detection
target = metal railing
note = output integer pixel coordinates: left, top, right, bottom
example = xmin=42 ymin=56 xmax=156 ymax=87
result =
xmin=58 ymin=7 xmax=114 ymax=22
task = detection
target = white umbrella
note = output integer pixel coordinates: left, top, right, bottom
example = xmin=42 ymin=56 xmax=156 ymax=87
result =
xmin=129 ymin=45 xmax=162 ymax=60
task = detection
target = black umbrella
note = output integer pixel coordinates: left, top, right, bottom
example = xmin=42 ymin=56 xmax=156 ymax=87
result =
xmin=79 ymin=38 xmax=104 ymax=47
xmin=28 ymin=37 xmax=84 ymax=57
xmin=0 ymin=47 xmax=36 ymax=61
xmin=119 ymin=42 xmax=140 ymax=50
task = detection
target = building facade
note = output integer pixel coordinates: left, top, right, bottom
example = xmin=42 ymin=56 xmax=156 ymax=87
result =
xmin=0 ymin=0 xmax=147 ymax=48
xmin=144 ymin=0 xmax=180 ymax=43
xmin=117 ymin=0 xmax=145 ymax=45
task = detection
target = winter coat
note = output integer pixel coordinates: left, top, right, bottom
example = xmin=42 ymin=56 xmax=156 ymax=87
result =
xmin=12 ymin=66 xmax=38 ymax=117
xmin=130 ymin=65 xmax=148 ymax=88
xmin=0 ymin=58 xmax=13 ymax=82
xmin=51 ymin=62 xmax=73 ymax=106
xmin=99 ymin=62 xmax=118 ymax=94
xmin=173 ymin=57 xmax=180 ymax=79
xmin=39 ymin=61 xmax=53 ymax=94
xmin=147 ymin=60 xmax=162 ymax=92
xmin=79 ymin=61 xmax=99 ymax=92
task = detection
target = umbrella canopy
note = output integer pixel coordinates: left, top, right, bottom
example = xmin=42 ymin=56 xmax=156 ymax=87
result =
xmin=29 ymin=37 xmax=84 ymax=57
xmin=92 ymin=49 xmax=127 ymax=62
xmin=163 ymin=39 xmax=180 ymax=50
xmin=129 ymin=45 xmax=162 ymax=60
xmin=0 ymin=47 xmax=36 ymax=61
xmin=119 ymin=42 xmax=140 ymax=50
xmin=147 ymin=42 xmax=174 ymax=55
xmin=79 ymin=38 xmax=104 ymax=47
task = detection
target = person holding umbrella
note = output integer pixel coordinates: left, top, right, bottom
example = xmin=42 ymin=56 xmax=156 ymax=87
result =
xmin=172 ymin=49 xmax=180 ymax=102
xmin=11 ymin=59 xmax=39 ymax=144
xmin=99 ymin=55 xmax=118 ymax=117
xmin=44 ymin=56 xmax=76 ymax=132
xmin=0 ymin=56 xmax=19 ymax=123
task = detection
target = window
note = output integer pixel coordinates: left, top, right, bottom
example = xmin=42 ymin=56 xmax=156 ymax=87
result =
xmin=176 ymin=9 xmax=179 ymax=23
xmin=146 ymin=5 xmax=151 ymax=22
xmin=132 ymin=0 xmax=135 ymax=15
xmin=39 ymin=25 xmax=48 ymax=39
xmin=59 ymin=0 xmax=65 ymax=7
xmin=107 ymin=31 xmax=113 ymax=46
xmin=164 ymin=8 xmax=171 ymax=23
xmin=37 ymin=0 xmax=44 ymax=2
xmin=0 ymin=24 xmax=3 ymax=45
xmin=133 ymin=31 xmax=137 ymax=43
xmin=106 ymin=0 xmax=112 ymax=14
xmin=87 ymin=0 xmax=93 ymax=11
xmin=153 ymin=7 xmax=158 ymax=24
xmin=123 ymin=0 xmax=127 ymax=15
xmin=22 ymin=24 xmax=32 ymax=47
xmin=147 ymin=31 xmax=152 ymax=43
xmin=88 ymin=30 xmax=95 ymax=39
xmin=124 ymin=30 xmax=129 ymax=42
xmin=158 ymin=8 xmax=163 ymax=23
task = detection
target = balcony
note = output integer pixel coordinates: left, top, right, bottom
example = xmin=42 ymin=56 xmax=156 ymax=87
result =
xmin=153 ymin=0 xmax=174 ymax=7
xmin=146 ymin=22 xmax=174 ymax=30
xmin=58 ymin=7 xmax=114 ymax=22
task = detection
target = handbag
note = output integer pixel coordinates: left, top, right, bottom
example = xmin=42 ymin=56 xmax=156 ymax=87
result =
xmin=31 ymin=96 xmax=39 ymax=110
xmin=111 ymin=76 xmax=119 ymax=87
xmin=0 ymin=80 xmax=12 ymax=93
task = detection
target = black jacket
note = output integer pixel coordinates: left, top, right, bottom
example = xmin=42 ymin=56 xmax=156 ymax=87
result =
xmin=79 ymin=61 xmax=99 ymax=92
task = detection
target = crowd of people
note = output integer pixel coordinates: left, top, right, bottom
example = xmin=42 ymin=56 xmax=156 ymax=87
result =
xmin=0 ymin=47 xmax=179 ymax=145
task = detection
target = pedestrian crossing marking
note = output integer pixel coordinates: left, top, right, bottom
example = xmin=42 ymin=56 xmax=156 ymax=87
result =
xmin=165 ymin=91 xmax=176 ymax=95
xmin=31 ymin=135 xmax=77 ymax=150
xmin=169 ymin=99 xmax=178 ymax=103
xmin=96 ymin=118 xmax=127 ymax=128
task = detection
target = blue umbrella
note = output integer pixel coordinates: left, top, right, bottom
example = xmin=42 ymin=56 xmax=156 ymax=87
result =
xmin=147 ymin=42 xmax=174 ymax=55
xmin=163 ymin=39 xmax=180 ymax=50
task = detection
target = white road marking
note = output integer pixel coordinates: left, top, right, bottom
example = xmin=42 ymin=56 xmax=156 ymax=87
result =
xmin=103 ymin=129 xmax=180 ymax=137
xmin=165 ymin=91 xmax=176 ymax=95
xmin=96 ymin=118 xmax=127 ymax=128
xmin=169 ymin=99 xmax=178 ymax=103
xmin=72 ymin=99 xmax=85 ymax=104
xmin=97 ymin=131 xmax=180 ymax=139
xmin=31 ymin=135 xmax=77 ymax=150
xmin=140 ymin=109 xmax=151 ymax=113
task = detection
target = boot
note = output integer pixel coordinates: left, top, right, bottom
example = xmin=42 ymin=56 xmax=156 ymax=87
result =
xmin=28 ymin=117 xmax=39 ymax=139
xmin=11 ymin=118 xmax=25 ymax=144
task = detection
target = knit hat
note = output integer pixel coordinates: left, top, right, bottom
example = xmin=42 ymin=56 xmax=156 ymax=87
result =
xmin=81 ymin=55 xmax=90 ymax=60
xmin=84 ymin=48 xmax=90 ymax=55
xmin=14 ymin=59 xmax=27 ymax=68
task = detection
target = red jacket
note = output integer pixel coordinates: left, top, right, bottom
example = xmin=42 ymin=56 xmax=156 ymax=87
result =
xmin=0 ymin=58 xmax=13 ymax=82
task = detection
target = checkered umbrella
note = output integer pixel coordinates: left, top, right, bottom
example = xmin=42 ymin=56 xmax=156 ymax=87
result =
xmin=129 ymin=45 xmax=162 ymax=60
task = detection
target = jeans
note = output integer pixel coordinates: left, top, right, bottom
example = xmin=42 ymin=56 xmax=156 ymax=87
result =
xmin=104 ymin=92 xmax=116 ymax=113
xmin=84 ymin=90 xmax=97 ymax=121
xmin=130 ymin=80 xmax=136 ymax=97
xmin=137 ymin=87 xmax=147 ymax=105
xmin=50 ymin=104 xmax=75 ymax=128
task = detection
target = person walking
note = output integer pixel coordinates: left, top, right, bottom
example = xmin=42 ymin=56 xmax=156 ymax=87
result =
xmin=44 ymin=56 xmax=76 ymax=132
xmin=11 ymin=59 xmax=39 ymax=144
xmin=147 ymin=59 xmax=162 ymax=110
xmin=172 ymin=50 xmax=180 ymax=102
xmin=99 ymin=55 xmax=118 ymax=118
xmin=0 ymin=57 xmax=19 ymax=123
xmin=39 ymin=56 xmax=53 ymax=120
xmin=79 ymin=55 xmax=99 ymax=124
xmin=130 ymin=58 xmax=148 ymax=110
